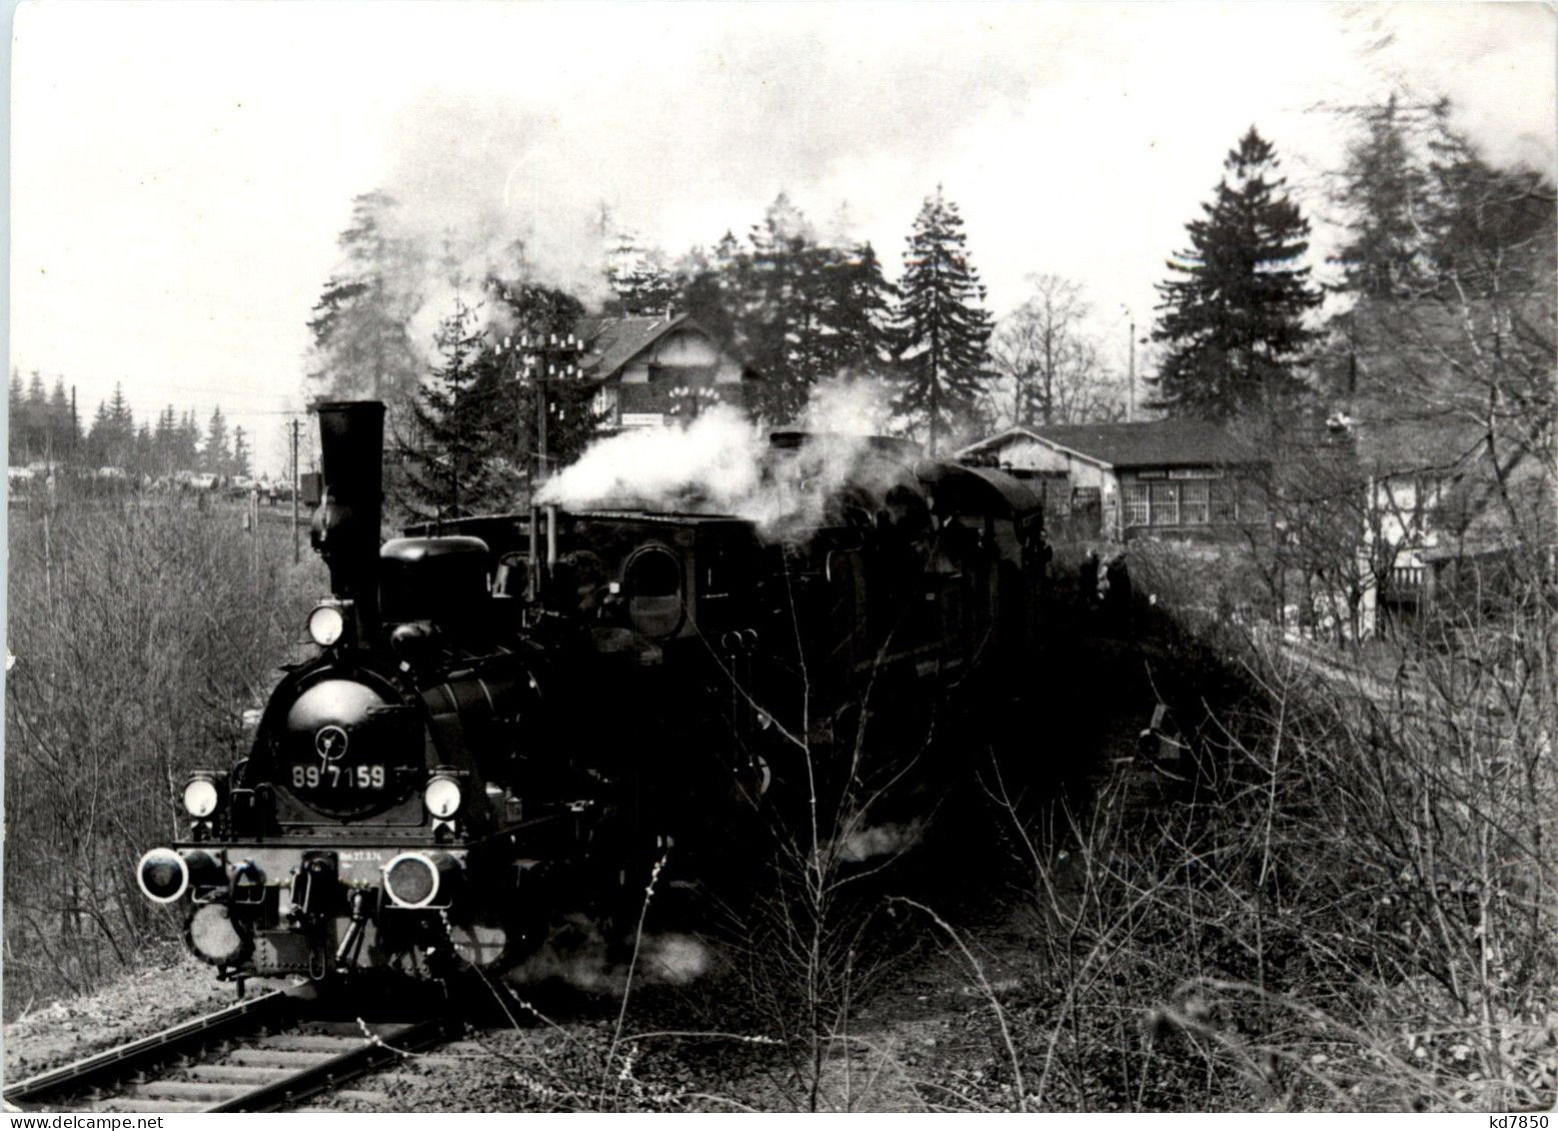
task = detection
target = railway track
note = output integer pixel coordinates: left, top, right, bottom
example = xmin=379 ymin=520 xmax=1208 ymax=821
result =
xmin=3 ymin=990 xmax=468 ymax=1114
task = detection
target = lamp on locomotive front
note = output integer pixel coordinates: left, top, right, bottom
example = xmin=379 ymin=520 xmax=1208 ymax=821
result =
xmin=382 ymin=850 xmax=461 ymax=910
xmin=135 ymin=846 xmax=224 ymax=905
xmin=180 ymin=769 xmax=227 ymax=839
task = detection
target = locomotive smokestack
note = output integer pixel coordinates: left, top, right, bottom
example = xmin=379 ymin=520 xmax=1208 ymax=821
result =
xmin=310 ymin=400 xmax=385 ymax=640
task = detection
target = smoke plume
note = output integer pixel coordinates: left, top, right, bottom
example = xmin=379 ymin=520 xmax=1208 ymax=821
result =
xmin=539 ymin=377 xmax=901 ymax=538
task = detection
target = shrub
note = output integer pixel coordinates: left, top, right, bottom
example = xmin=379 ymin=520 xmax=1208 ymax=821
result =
xmin=981 ymin=545 xmax=1556 ymax=1110
xmin=4 ymin=491 xmax=324 ymax=1014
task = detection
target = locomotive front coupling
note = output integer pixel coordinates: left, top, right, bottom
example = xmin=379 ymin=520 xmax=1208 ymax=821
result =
xmin=135 ymin=842 xmax=478 ymax=975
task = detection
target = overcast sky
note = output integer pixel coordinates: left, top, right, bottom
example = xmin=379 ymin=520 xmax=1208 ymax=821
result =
xmin=10 ymin=1 xmax=1555 ymax=475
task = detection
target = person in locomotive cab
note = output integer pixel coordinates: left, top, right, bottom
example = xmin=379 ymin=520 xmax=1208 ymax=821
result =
xmin=880 ymin=483 xmax=931 ymax=541
xmin=556 ymin=547 xmax=640 ymax=657
xmin=568 ymin=550 xmax=610 ymax=618
xmin=1104 ymin=551 xmax=1133 ymax=632
xmin=1080 ymin=548 xmax=1102 ymax=611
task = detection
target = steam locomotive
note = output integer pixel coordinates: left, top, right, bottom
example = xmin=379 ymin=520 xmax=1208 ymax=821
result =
xmin=136 ymin=401 xmax=1047 ymax=987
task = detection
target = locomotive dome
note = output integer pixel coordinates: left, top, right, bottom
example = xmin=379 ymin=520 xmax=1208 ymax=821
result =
xmin=286 ymin=678 xmax=386 ymax=738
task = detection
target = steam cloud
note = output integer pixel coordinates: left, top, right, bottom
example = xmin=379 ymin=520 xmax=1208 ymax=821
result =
xmin=539 ymin=378 xmax=901 ymax=538
xmin=506 ymin=916 xmax=714 ymax=995
xmin=837 ymin=819 xmax=925 ymax=864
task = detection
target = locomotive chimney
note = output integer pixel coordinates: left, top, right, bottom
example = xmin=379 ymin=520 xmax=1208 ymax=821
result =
xmin=310 ymin=400 xmax=385 ymax=641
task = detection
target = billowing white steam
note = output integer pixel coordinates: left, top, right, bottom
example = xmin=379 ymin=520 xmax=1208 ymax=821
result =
xmin=539 ymin=378 xmax=900 ymax=537
xmin=506 ymin=915 xmax=714 ymax=995
xmin=837 ymin=819 xmax=925 ymax=864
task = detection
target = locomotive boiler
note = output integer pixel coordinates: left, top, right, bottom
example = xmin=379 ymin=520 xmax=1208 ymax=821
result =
xmin=136 ymin=400 xmax=1047 ymax=988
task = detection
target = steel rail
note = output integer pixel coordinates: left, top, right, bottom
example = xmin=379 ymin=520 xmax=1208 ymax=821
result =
xmin=206 ymin=1014 xmax=463 ymax=1112
xmin=2 ymin=989 xmax=295 ymax=1108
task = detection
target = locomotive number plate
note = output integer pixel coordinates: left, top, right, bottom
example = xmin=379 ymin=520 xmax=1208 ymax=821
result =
xmin=291 ymin=763 xmax=386 ymax=789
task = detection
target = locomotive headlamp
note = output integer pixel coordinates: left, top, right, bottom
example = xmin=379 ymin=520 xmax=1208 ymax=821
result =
xmin=137 ymin=848 xmax=190 ymax=904
xmin=383 ymin=851 xmax=460 ymax=909
xmin=423 ymin=774 xmax=463 ymax=820
xmin=307 ymin=602 xmax=347 ymax=647
xmin=182 ymin=774 xmax=221 ymax=819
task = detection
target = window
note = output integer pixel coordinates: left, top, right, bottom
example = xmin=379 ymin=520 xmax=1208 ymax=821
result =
xmin=592 ymin=385 xmax=620 ymax=426
xmin=1124 ymin=483 xmax=1149 ymax=527
xmin=1180 ymin=480 xmax=1209 ymax=525
xmin=623 ymin=546 xmax=684 ymax=639
xmin=1210 ymin=480 xmax=1236 ymax=523
xmin=1126 ymin=476 xmax=1240 ymax=527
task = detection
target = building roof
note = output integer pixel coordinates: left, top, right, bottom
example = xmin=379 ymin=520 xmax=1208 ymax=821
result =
xmin=961 ymin=420 xmax=1262 ymax=470
xmin=575 ymin=314 xmax=692 ymax=379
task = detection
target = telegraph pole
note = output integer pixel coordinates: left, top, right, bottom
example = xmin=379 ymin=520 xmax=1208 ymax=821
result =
xmin=518 ymin=332 xmax=583 ymax=597
xmin=1128 ymin=319 xmax=1136 ymax=423
xmin=291 ymin=418 xmax=301 ymax=564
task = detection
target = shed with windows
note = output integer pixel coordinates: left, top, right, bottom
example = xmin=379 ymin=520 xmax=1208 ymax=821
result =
xmin=957 ymin=420 xmax=1264 ymax=542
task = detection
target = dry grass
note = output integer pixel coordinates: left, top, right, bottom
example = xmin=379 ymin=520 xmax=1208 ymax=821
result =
xmin=4 ymin=490 xmax=325 ymax=1015
xmin=963 ymin=545 xmax=1558 ymax=1111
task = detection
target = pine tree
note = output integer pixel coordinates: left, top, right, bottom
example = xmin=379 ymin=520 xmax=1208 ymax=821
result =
xmin=403 ymin=296 xmax=501 ymax=519
xmin=1329 ymin=94 xmax=1436 ymax=298
xmin=673 ymin=231 xmax=744 ymax=350
xmin=1152 ymin=128 xmax=1321 ymax=420
xmin=681 ymin=197 xmax=902 ymax=423
xmin=307 ymin=192 xmax=425 ymax=405
xmin=893 ymin=187 xmax=994 ymax=454
xmin=1324 ymin=101 xmax=1555 ymax=551
xmin=131 ymin=424 xmax=153 ymax=477
xmin=26 ymin=371 xmax=49 ymax=460
xmin=85 ymin=402 xmax=110 ymax=467
xmin=107 ymin=384 xmax=132 ymax=427
xmin=176 ymin=410 xmax=201 ymax=470
xmin=48 ymin=379 xmax=75 ymax=461
xmin=818 ymin=241 xmax=898 ymax=379
xmin=231 ymin=426 xmax=251 ymax=477
xmin=9 ymin=369 xmax=27 ymax=464
xmin=153 ymin=406 xmax=178 ymax=475
xmin=1420 ymin=108 xmax=1556 ymax=299
xmin=86 ymin=383 xmax=136 ymax=468
xmin=744 ymin=193 xmax=819 ymax=421
xmin=204 ymin=406 xmax=231 ymax=474
xmin=605 ymin=231 xmax=676 ymax=316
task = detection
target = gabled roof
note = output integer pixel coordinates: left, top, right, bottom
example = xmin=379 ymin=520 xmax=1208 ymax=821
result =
xmin=574 ymin=314 xmax=691 ymax=379
xmin=961 ymin=420 xmax=1262 ymax=470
